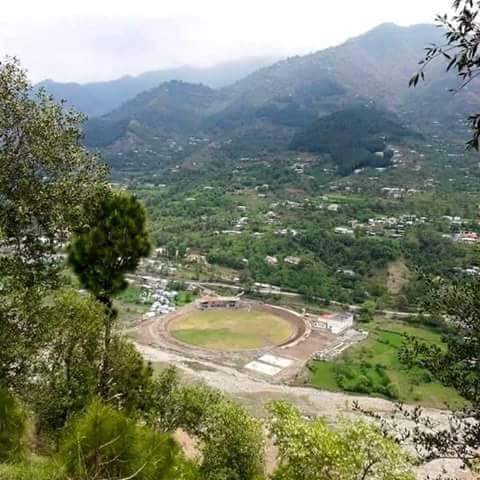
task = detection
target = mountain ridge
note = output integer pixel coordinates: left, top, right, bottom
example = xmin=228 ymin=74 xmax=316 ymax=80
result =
xmin=83 ymin=23 xmax=480 ymax=176
xmin=37 ymin=56 xmax=281 ymax=117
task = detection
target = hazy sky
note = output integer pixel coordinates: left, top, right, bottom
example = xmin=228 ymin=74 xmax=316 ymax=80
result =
xmin=0 ymin=0 xmax=452 ymax=83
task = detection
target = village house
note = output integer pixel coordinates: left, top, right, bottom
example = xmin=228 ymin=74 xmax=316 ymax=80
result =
xmin=185 ymin=251 xmax=207 ymax=264
xmin=334 ymin=226 xmax=354 ymax=235
xmin=453 ymin=231 xmax=479 ymax=244
xmin=254 ymin=282 xmax=281 ymax=293
xmin=284 ymin=256 xmax=301 ymax=265
xmin=265 ymin=255 xmax=279 ymax=266
xmin=312 ymin=312 xmax=354 ymax=334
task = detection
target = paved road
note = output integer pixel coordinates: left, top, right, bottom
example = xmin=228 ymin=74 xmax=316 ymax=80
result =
xmin=131 ymin=272 xmax=418 ymax=318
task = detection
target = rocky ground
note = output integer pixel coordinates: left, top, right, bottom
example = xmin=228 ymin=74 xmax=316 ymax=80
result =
xmin=136 ymin=343 xmax=474 ymax=479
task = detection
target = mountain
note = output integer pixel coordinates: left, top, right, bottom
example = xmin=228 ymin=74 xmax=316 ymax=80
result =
xmin=86 ymin=23 xmax=480 ymax=176
xmin=86 ymin=81 xmax=218 ymax=147
xmin=290 ymin=105 xmax=420 ymax=174
xmin=36 ymin=56 xmax=280 ymax=118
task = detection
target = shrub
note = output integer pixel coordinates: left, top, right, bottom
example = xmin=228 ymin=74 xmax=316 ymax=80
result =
xmin=0 ymin=459 xmax=64 ymax=480
xmin=355 ymin=375 xmax=373 ymax=394
xmin=166 ymin=384 xmax=264 ymax=480
xmin=0 ymin=389 xmax=27 ymax=462
xmin=421 ymin=371 xmax=433 ymax=383
xmin=200 ymin=399 xmax=264 ymax=480
xmin=108 ymin=337 xmax=156 ymax=416
xmin=386 ymin=383 xmax=400 ymax=399
xmin=60 ymin=400 xmax=185 ymax=480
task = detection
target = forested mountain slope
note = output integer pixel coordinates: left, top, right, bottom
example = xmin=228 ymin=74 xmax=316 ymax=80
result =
xmin=85 ymin=23 xmax=480 ymax=175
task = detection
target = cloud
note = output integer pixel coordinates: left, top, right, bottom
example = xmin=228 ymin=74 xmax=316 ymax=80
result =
xmin=0 ymin=0 xmax=453 ymax=83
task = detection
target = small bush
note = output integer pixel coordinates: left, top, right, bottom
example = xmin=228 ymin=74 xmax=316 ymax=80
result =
xmin=421 ymin=371 xmax=433 ymax=383
xmin=0 ymin=389 xmax=27 ymax=462
xmin=60 ymin=400 xmax=185 ymax=480
xmin=386 ymin=383 xmax=400 ymax=399
xmin=0 ymin=459 xmax=64 ymax=480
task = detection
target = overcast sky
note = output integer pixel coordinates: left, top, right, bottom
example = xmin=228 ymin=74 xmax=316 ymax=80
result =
xmin=0 ymin=0 xmax=452 ymax=83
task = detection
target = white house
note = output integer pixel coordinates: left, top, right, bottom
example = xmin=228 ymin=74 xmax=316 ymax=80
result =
xmin=285 ymin=256 xmax=301 ymax=265
xmin=265 ymin=255 xmax=279 ymax=266
xmin=312 ymin=312 xmax=354 ymax=334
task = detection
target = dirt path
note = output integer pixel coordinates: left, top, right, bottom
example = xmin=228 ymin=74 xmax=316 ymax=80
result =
xmin=136 ymin=343 xmax=447 ymax=420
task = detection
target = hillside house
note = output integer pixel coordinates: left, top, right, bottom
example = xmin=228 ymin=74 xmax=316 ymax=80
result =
xmin=285 ymin=256 xmax=301 ymax=265
xmin=265 ymin=255 xmax=279 ymax=266
xmin=186 ymin=251 xmax=207 ymax=264
xmin=334 ymin=226 xmax=354 ymax=235
xmin=454 ymin=231 xmax=479 ymax=244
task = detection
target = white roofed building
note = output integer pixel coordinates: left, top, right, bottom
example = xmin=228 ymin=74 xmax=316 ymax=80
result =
xmin=312 ymin=312 xmax=354 ymax=334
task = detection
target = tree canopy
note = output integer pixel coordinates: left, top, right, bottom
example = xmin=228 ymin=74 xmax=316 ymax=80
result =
xmin=0 ymin=57 xmax=107 ymax=288
xmin=67 ymin=190 xmax=151 ymax=300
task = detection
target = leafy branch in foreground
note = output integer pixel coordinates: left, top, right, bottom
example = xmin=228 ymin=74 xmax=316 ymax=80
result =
xmin=0 ymin=57 xmax=107 ymax=392
xmin=356 ymin=276 xmax=480 ymax=476
xmin=268 ymin=401 xmax=414 ymax=480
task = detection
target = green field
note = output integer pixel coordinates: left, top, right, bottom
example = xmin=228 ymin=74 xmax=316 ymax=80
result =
xmin=307 ymin=320 xmax=467 ymax=409
xmin=169 ymin=308 xmax=296 ymax=350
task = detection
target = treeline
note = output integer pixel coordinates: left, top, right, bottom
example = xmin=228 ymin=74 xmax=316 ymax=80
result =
xmin=290 ymin=105 xmax=417 ymax=175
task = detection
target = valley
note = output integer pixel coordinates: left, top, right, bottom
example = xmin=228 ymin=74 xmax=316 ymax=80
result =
xmin=47 ymin=21 xmax=480 ymax=427
xmin=2 ymin=9 xmax=480 ymax=479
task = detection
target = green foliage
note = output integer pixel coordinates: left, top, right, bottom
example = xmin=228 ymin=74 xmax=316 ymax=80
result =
xmin=199 ymin=399 xmax=264 ymax=480
xmin=402 ymin=227 xmax=468 ymax=277
xmin=114 ymin=285 xmax=150 ymax=304
xmin=68 ymin=190 xmax=151 ymax=299
xmin=29 ymin=289 xmax=159 ymax=432
xmin=149 ymin=366 xmax=183 ymax=433
xmin=358 ymin=300 xmax=377 ymax=323
xmin=60 ymin=400 xmax=184 ymax=480
xmin=0 ymin=459 xmax=65 ymax=480
xmin=150 ymin=380 xmax=264 ymax=480
xmin=406 ymin=277 xmax=480 ymax=406
xmin=335 ymin=362 xmax=397 ymax=398
xmin=0 ymin=289 xmax=51 ymax=390
xmin=268 ymin=401 xmax=414 ymax=480
xmin=290 ymin=106 xmax=416 ymax=175
xmin=107 ymin=337 xmax=156 ymax=416
xmin=309 ymin=321 xmax=466 ymax=408
xmin=0 ymin=57 xmax=106 ymax=288
xmin=0 ymin=58 xmax=105 ymax=392
xmin=175 ymin=291 xmax=195 ymax=306
xmin=166 ymin=383 xmax=226 ymax=435
xmin=67 ymin=190 xmax=151 ymax=398
xmin=0 ymin=389 xmax=27 ymax=462
xmin=32 ymin=289 xmax=105 ymax=432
